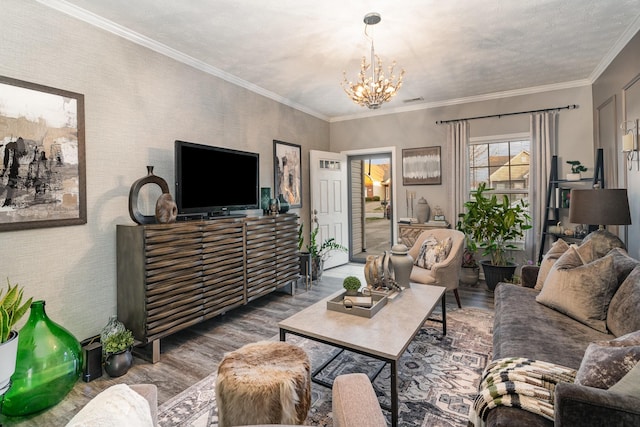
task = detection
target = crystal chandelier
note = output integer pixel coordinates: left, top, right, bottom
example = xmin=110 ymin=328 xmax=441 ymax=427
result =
xmin=342 ymin=12 xmax=405 ymax=109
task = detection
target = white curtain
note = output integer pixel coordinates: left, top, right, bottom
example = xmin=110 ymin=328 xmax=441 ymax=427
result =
xmin=530 ymin=112 xmax=557 ymax=261
xmin=449 ymin=121 xmax=469 ymax=226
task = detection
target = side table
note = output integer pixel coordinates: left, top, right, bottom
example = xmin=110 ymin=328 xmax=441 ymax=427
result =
xmin=398 ymin=221 xmax=451 ymax=247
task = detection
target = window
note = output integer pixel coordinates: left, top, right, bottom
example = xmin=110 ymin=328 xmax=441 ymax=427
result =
xmin=468 ymin=134 xmax=531 ymax=246
xmin=468 ymin=134 xmax=530 ymax=204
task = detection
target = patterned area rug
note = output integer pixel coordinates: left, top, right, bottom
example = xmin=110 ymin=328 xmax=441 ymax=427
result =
xmin=157 ymin=305 xmax=493 ymax=427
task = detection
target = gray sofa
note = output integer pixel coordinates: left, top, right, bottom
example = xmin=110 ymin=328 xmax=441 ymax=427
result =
xmin=486 ymin=239 xmax=640 ymax=426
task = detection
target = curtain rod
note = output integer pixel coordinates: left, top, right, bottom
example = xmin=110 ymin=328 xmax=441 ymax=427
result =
xmin=435 ymin=104 xmax=579 ymax=125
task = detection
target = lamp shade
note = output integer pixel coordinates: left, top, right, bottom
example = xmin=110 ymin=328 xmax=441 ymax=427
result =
xmin=623 ymin=133 xmax=635 ymax=152
xmin=569 ymin=189 xmax=631 ymax=226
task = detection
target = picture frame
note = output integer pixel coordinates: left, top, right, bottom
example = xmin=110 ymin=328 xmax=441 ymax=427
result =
xmin=0 ymin=76 xmax=86 ymax=231
xmin=402 ymin=146 xmax=442 ymax=185
xmin=273 ymin=140 xmax=302 ymax=208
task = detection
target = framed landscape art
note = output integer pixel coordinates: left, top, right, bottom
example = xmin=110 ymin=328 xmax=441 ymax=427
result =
xmin=0 ymin=76 xmax=86 ymax=231
xmin=273 ymin=140 xmax=302 ymax=208
xmin=402 ymin=146 xmax=442 ymax=185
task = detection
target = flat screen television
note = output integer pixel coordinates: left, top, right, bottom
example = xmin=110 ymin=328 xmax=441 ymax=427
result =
xmin=175 ymin=140 xmax=259 ymax=217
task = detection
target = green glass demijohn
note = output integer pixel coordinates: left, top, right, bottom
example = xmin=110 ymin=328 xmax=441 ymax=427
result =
xmin=1 ymin=300 xmax=83 ymax=417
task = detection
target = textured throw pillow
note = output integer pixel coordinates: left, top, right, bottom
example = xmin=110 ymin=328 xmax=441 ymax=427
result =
xmin=575 ymin=330 xmax=640 ymax=389
xmin=535 ymin=238 xmax=570 ymax=290
xmin=551 ymin=244 xmax=586 ymax=270
xmin=606 ymin=247 xmax=640 ymax=285
xmin=414 ymin=235 xmax=437 ymax=267
xmin=607 ymin=265 xmax=640 ymax=337
xmin=572 ymin=239 xmax=596 ymax=265
xmin=608 ymin=362 xmax=640 ymax=397
xmin=415 ymin=235 xmax=452 ymax=270
xmin=66 ymin=384 xmax=154 ymax=427
xmin=581 ymin=230 xmax=627 ymax=259
xmin=536 ymin=247 xmax=617 ymax=333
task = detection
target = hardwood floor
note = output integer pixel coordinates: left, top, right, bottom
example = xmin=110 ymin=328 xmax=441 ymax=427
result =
xmin=1 ymin=263 xmax=494 ymax=426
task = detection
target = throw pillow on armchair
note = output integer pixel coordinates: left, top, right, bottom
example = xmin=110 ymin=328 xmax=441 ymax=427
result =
xmin=414 ymin=235 xmax=452 ymax=270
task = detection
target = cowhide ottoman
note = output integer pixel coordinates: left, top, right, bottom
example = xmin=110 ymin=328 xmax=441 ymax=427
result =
xmin=215 ymin=341 xmax=311 ymax=427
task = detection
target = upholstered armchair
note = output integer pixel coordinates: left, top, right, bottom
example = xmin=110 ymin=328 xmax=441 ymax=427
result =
xmin=408 ymin=229 xmax=465 ymax=308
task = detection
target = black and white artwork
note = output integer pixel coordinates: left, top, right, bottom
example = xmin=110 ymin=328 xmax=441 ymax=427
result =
xmin=0 ymin=76 xmax=86 ymax=231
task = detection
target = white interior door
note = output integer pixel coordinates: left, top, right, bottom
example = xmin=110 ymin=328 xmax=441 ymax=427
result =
xmin=309 ymin=150 xmax=349 ymax=269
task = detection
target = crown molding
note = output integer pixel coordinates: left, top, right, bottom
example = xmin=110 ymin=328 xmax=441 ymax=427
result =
xmin=329 ymin=80 xmax=591 ymax=123
xmin=35 ymin=0 xmax=330 ymax=122
xmin=589 ymin=14 xmax=640 ymax=82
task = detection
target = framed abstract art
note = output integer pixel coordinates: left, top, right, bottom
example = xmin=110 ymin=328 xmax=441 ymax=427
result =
xmin=273 ymin=140 xmax=302 ymax=208
xmin=402 ymin=146 xmax=442 ymax=185
xmin=0 ymin=76 xmax=86 ymax=231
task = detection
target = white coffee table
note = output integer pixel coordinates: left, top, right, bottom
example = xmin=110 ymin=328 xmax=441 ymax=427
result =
xmin=278 ymin=284 xmax=446 ymax=427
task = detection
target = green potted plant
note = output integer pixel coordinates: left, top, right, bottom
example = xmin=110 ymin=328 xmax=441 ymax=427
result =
xmin=566 ymin=160 xmax=587 ymax=181
xmin=102 ymin=328 xmax=134 ymax=377
xmin=342 ymin=276 xmax=362 ymax=296
xmin=301 ymin=223 xmax=347 ymax=280
xmin=0 ymin=279 xmax=32 ymax=395
xmin=457 ymin=183 xmax=532 ymax=291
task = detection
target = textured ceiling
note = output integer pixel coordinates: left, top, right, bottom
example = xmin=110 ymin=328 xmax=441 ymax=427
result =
xmin=42 ymin=0 xmax=640 ymax=121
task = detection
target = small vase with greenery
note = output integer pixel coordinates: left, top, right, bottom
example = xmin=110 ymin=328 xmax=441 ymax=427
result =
xmin=102 ymin=328 xmax=135 ymax=377
xmin=566 ymin=160 xmax=587 ymax=174
xmin=566 ymin=160 xmax=587 ymax=180
xmin=461 ymin=247 xmax=478 ymax=269
xmin=342 ymin=276 xmax=362 ymax=296
xmin=459 ymin=246 xmax=480 ymax=286
xmin=103 ymin=329 xmax=134 ymax=355
xmin=457 ymin=183 xmax=532 ymax=290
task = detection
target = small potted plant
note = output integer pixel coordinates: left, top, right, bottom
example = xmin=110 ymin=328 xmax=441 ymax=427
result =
xmin=459 ymin=246 xmax=480 ymax=286
xmin=566 ymin=160 xmax=587 ymax=181
xmin=342 ymin=276 xmax=362 ymax=296
xmin=0 ymin=279 xmax=32 ymax=395
xmin=102 ymin=328 xmax=134 ymax=377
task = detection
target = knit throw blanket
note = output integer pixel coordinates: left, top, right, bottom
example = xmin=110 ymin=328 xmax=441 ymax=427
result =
xmin=468 ymin=357 xmax=577 ymax=427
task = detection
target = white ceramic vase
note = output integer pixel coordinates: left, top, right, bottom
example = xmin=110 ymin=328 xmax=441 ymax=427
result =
xmin=415 ymin=197 xmax=430 ymax=223
xmin=0 ymin=330 xmax=18 ymax=395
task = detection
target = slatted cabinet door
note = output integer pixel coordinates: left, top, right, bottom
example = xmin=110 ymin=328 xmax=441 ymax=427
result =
xmin=143 ymin=223 xmax=204 ymax=343
xmin=275 ymin=214 xmax=300 ymax=287
xmin=201 ymin=218 xmax=246 ymax=319
xmin=244 ymin=217 xmax=277 ymax=301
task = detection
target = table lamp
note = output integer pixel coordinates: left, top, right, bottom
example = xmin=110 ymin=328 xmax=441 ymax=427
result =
xmin=568 ymin=188 xmax=631 ymax=249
